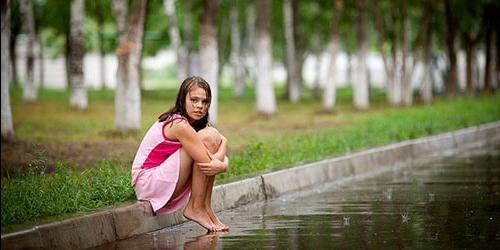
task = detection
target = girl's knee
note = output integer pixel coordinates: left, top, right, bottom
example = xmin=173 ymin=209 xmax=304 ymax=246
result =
xmin=198 ymin=127 xmax=221 ymax=154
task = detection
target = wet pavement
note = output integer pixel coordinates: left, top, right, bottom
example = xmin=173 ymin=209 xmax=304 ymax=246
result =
xmin=97 ymin=147 xmax=500 ymax=249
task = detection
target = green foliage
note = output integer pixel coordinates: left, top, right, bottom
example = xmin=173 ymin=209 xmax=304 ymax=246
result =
xmin=1 ymin=161 xmax=134 ymax=227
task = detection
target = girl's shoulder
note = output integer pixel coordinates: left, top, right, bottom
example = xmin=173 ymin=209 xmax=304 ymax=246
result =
xmin=162 ymin=114 xmax=189 ymax=132
xmin=164 ymin=113 xmax=187 ymax=124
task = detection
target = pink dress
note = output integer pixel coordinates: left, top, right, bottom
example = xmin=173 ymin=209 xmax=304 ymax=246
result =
xmin=131 ymin=114 xmax=191 ymax=215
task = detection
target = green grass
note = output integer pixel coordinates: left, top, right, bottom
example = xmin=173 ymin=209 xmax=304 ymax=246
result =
xmin=2 ymin=86 xmax=499 ymax=231
xmin=1 ymin=161 xmax=134 ymax=229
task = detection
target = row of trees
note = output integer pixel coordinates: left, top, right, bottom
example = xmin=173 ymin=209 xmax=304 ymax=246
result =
xmin=1 ymin=0 xmax=499 ymax=141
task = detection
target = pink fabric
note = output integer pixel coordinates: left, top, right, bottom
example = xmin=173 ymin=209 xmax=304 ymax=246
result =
xmin=131 ymin=114 xmax=191 ymax=215
xmin=141 ymin=140 xmax=181 ymax=170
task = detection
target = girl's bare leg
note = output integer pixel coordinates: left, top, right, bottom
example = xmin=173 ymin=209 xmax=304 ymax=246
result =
xmin=174 ymin=149 xmax=218 ymax=232
xmin=197 ymin=128 xmax=228 ymax=231
xmin=204 ymin=175 xmax=229 ymax=230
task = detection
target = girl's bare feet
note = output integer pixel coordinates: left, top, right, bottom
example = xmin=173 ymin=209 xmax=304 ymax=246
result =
xmin=206 ymin=207 xmax=229 ymax=231
xmin=183 ymin=205 xmax=218 ymax=232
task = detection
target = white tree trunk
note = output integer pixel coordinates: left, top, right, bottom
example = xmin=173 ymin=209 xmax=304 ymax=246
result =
xmin=20 ymin=0 xmax=37 ymax=102
xmin=283 ymin=0 xmax=299 ymax=103
xmin=421 ymin=33 xmax=433 ymax=103
xmin=400 ymin=6 xmax=412 ymax=106
xmin=112 ymin=0 xmax=146 ymax=132
xmin=256 ymin=0 xmax=276 ymax=116
xmin=392 ymin=50 xmax=402 ymax=104
xmin=1 ymin=0 xmax=14 ymax=140
xmin=200 ymin=0 xmax=219 ymax=124
xmin=322 ymin=0 xmax=342 ymax=111
xmin=244 ymin=4 xmax=257 ymax=86
xmin=323 ymin=40 xmax=339 ymax=110
xmin=69 ymin=0 xmax=87 ymax=110
xmin=163 ymin=0 xmax=188 ymax=81
xmin=230 ymin=6 xmax=245 ymax=98
xmin=97 ymin=19 xmax=106 ymax=89
xmin=99 ymin=50 xmax=106 ymax=89
xmin=354 ymin=0 xmax=369 ymax=110
xmin=421 ymin=61 xmax=432 ymax=104
xmin=36 ymin=37 xmax=44 ymax=88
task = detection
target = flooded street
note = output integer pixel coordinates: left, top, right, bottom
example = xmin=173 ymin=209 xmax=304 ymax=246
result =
xmin=100 ymin=148 xmax=500 ymax=249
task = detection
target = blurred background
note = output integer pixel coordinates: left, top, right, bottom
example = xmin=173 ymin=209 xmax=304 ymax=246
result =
xmin=1 ymin=0 xmax=500 ymax=230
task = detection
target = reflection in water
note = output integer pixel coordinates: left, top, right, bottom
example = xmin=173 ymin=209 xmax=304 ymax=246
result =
xmin=97 ymin=148 xmax=500 ymax=249
xmin=184 ymin=232 xmax=226 ymax=250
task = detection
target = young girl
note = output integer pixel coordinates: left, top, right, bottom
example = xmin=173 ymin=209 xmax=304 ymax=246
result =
xmin=131 ymin=76 xmax=229 ymax=232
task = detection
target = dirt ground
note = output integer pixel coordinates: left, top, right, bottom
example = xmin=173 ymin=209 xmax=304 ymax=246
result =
xmin=1 ymin=138 xmax=138 ymax=177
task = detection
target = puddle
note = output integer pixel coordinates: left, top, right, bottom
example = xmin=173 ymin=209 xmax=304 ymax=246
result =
xmin=96 ymin=147 xmax=500 ymax=249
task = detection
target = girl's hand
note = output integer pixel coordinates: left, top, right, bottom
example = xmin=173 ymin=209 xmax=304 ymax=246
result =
xmin=197 ymin=158 xmax=226 ymax=176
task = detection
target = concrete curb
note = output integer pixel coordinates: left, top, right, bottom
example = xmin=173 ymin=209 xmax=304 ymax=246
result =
xmin=2 ymin=121 xmax=500 ymax=249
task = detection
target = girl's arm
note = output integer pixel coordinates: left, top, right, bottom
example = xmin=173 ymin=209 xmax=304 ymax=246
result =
xmin=202 ymin=134 xmax=229 ymax=175
xmin=167 ymin=120 xmax=212 ymax=163
xmin=212 ymin=134 xmax=228 ymax=161
xmin=166 ymin=120 xmax=227 ymax=175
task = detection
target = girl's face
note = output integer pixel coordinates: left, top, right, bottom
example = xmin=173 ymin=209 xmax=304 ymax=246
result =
xmin=185 ymin=85 xmax=209 ymax=123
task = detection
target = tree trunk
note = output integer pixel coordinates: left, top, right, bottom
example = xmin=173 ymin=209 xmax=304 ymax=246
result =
xmin=98 ymin=35 xmax=106 ymax=90
xmin=183 ymin=0 xmax=193 ymax=75
xmin=163 ymin=0 xmax=188 ymax=82
xmin=400 ymin=0 xmax=412 ymax=106
xmin=20 ymin=0 xmax=37 ymax=102
xmin=322 ymin=0 xmax=343 ymax=111
xmin=283 ymin=0 xmax=299 ymax=103
xmin=373 ymin=1 xmax=395 ymax=105
xmin=244 ymin=4 xmax=257 ymax=86
xmin=216 ymin=12 xmax=229 ymax=81
xmin=484 ymin=21 xmax=493 ymax=93
xmin=200 ymin=0 xmax=219 ymax=124
xmin=256 ymin=0 xmax=276 ymax=116
xmin=421 ymin=28 xmax=432 ymax=101
xmin=312 ymin=53 xmax=321 ymax=97
xmin=112 ymin=0 xmax=147 ymax=132
xmin=37 ymin=36 xmax=44 ymax=88
xmin=65 ymin=34 xmax=71 ymax=89
xmin=420 ymin=1 xmax=433 ymax=104
xmin=95 ymin=6 xmax=106 ymax=89
xmin=464 ymin=43 xmax=474 ymax=94
xmin=496 ymin=19 xmax=500 ymax=91
xmin=69 ymin=0 xmax=87 ymax=110
xmin=462 ymin=28 xmax=481 ymax=95
xmin=354 ymin=0 xmax=368 ymax=110
xmin=230 ymin=6 xmax=245 ymax=98
xmin=9 ymin=31 xmax=18 ymax=88
xmin=2 ymin=0 xmax=14 ymax=140
xmin=444 ymin=0 xmax=458 ymax=96
xmin=389 ymin=7 xmax=402 ymax=105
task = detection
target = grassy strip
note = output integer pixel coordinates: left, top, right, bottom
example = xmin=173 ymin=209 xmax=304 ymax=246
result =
xmin=221 ymin=96 xmax=500 ymax=181
xmin=2 ymin=93 xmax=499 ymax=229
xmin=1 ymin=161 xmax=134 ymax=230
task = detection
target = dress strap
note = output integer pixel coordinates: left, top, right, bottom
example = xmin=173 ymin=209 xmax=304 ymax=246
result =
xmin=161 ymin=114 xmax=186 ymax=141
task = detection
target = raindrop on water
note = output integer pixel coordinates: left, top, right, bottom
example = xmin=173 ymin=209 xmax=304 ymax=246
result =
xmin=401 ymin=213 xmax=410 ymax=224
xmin=384 ymin=188 xmax=393 ymax=201
xmin=343 ymin=216 xmax=350 ymax=226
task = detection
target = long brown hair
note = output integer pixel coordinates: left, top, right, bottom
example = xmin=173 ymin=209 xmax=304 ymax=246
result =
xmin=158 ymin=76 xmax=212 ymax=131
